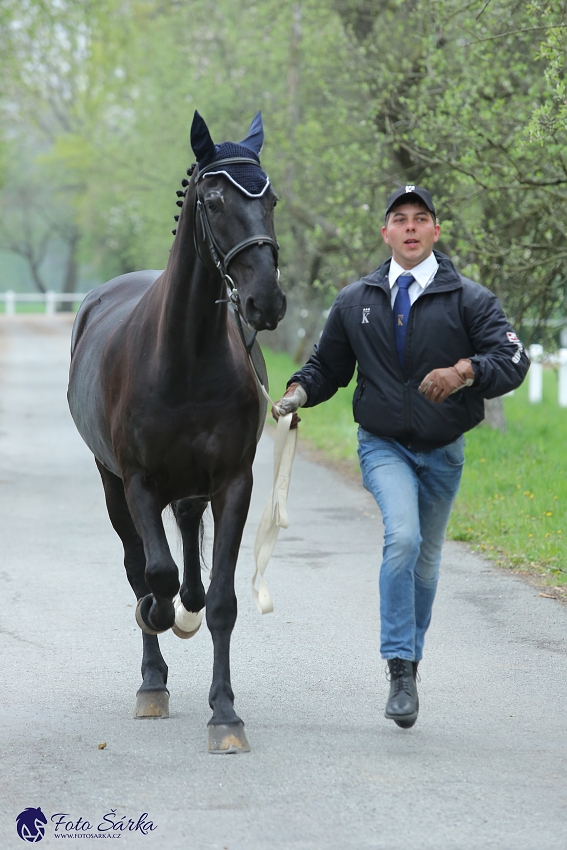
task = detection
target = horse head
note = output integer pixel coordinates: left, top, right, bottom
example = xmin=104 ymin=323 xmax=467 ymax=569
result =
xmin=190 ymin=111 xmax=286 ymax=331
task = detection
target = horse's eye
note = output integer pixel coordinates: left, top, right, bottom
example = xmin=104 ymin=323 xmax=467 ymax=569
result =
xmin=206 ymin=200 xmax=218 ymax=213
xmin=273 ymin=199 xmax=278 ymax=208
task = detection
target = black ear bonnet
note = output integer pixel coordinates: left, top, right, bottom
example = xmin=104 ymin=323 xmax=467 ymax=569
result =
xmin=190 ymin=111 xmax=270 ymax=197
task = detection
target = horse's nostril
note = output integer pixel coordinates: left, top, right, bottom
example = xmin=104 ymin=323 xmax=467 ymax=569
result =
xmin=245 ymin=297 xmax=262 ymax=327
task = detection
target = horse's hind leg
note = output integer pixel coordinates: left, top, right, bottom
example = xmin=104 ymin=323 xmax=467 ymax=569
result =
xmin=171 ymin=498 xmax=208 ymax=639
xmin=96 ymin=460 xmax=169 ymax=718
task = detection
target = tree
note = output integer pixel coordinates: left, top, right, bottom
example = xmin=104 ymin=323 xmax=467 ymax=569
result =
xmin=335 ymin=0 xmax=567 ymax=345
xmin=0 ymin=0 xmax=139 ymax=293
xmin=1 ymin=0 xmax=564 ymax=353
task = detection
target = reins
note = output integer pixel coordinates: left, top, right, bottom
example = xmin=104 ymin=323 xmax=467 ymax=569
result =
xmin=192 ymin=157 xmax=296 ymax=615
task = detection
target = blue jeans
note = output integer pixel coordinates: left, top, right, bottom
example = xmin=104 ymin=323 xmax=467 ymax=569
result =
xmin=357 ymin=428 xmax=465 ymax=662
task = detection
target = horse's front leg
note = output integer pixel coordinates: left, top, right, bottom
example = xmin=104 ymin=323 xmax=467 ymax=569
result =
xmin=207 ymin=469 xmax=253 ymax=754
xmin=124 ymin=472 xmax=179 ymax=634
xmin=96 ymin=460 xmax=170 ymax=717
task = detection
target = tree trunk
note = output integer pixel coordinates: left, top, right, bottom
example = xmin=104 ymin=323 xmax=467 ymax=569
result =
xmin=59 ymin=230 xmax=79 ymax=312
xmin=483 ymin=397 xmax=507 ymax=432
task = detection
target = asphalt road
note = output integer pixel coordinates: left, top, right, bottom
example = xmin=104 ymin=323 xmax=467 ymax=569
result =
xmin=0 ymin=315 xmax=566 ymax=850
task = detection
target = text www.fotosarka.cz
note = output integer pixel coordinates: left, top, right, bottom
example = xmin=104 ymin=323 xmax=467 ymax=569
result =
xmin=16 ymin=807 xmax=157 ymax=842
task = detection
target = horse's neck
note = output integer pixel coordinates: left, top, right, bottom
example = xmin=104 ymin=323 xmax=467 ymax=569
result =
xmin=154 ymin=184 xmax=229 ymax=369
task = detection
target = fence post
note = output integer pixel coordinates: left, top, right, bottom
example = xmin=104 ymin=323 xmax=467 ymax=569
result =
xmin=558 ymin=349 xmax=567 ymax=408
xmin=45 ymin=291 xmax=56 ymax=316
xmin=528 ymin=343 xmax=543 ymax=403
xmin=5 ymin=290 xmax=15 ymax=317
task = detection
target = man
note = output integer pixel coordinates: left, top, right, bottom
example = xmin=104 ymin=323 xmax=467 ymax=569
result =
xmin=274 ymin=186 xmax=529 ymax=729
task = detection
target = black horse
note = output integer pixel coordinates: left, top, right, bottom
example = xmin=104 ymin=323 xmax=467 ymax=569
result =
xmin=68 ymin=111 xmax=286 ymax=753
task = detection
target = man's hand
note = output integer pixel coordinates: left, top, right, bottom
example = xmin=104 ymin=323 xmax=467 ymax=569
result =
xmin=419 ymin=359 xmax=475 ymax=404
xmin=272 ymin=383 xmax=307 ymax=429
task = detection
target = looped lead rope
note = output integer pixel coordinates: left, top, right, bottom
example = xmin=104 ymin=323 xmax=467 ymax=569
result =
xmin=251 ymin=378 xmax=297 ymax=614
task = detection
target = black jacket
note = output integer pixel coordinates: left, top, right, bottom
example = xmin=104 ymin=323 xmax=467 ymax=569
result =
xmin=289 ymin=251 xmax=529 ymax=451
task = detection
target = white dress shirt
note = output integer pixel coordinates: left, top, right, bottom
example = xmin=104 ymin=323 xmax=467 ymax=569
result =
xmin=388 ymin=252 xmax=439 ymax=308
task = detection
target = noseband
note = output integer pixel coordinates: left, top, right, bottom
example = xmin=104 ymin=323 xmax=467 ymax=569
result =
xmin=193 ymin=157 xmax=280 ymax=353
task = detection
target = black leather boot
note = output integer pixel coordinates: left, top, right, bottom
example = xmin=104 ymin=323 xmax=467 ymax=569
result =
xmin=385 ymin=658 xmax=419 ymax=728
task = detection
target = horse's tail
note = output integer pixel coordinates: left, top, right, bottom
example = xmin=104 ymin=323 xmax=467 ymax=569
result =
xmin=170 ymin=499 xmax=209 ymax=573
xmin=199 ymin=512 xmax=207 ymax=573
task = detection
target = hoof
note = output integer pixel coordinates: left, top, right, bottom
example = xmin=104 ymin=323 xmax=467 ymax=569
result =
xmin=134 ymin=689 xmax=170 ymax=718
xmin=172 ymin=595 xmax=205 ymax=639
xmin=208 ymin=722 xmax=250 ymax=754
xmin=135 ymin=595 xmax=173 ymax=635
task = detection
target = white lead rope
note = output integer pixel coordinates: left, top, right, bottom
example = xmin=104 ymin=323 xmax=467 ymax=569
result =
xmin=251 ymin=378 xmax=297 ymax=614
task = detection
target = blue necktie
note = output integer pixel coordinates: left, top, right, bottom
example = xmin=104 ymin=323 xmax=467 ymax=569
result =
xmin=393 ymin=273 xmax=414 ymax=368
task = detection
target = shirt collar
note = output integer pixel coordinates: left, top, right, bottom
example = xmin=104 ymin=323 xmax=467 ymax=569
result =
xmin=388 ymin=252 xmax=439 ymax=290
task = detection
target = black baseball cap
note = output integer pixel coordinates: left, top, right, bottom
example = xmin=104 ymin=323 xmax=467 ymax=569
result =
xmin=385 ymin=185 xmax=436 ymax=218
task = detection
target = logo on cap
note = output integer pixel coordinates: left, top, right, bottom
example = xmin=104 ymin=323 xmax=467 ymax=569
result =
xmin=405 ymin=185 xmax=416 ymax=193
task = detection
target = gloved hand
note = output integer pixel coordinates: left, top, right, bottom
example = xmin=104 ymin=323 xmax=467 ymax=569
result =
xmin=272 ymin=382 xmax=307 ymax=429
xmin=419 ymin=359 xmax=475 ymax=404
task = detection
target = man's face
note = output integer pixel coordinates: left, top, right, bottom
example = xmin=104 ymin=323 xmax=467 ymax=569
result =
xmin=381 ymin=202 xmax=440 ymax=269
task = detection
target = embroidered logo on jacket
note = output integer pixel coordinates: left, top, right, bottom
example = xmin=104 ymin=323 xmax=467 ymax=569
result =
xmin=507 ymin=331 xmax=524 ymax=364
xmin=361 ymin=307 xmax=370 ymax=324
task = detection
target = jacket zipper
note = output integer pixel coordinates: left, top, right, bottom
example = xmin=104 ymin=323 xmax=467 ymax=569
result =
xmin=385 ymin=286 xmax=414 ymax=438
xmin=403 ymin=298 xmax=426 ymax=440
xmin=386 ymin=289 xmax=407 ymax=385
xmin=403 ymin=307 xmax=416 ymax=438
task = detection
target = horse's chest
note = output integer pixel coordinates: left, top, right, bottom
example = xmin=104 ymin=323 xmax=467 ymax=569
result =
xmin=136 ymin=404 xmax=256 ymax=476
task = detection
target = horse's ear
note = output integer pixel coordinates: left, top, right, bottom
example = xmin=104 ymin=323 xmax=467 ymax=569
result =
xmin=238 ymin=111 xmax=264 ymax=155
xmin=190 ymin=111 xmax=217 ymax=165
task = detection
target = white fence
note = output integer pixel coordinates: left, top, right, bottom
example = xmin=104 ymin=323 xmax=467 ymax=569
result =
xmin=528 ymin=343 xmax=567 ymax=407
xmin=0 ymin=295 xmax=565 ymax=408
xmin=0 ymin=290 xmax=87 ymax=316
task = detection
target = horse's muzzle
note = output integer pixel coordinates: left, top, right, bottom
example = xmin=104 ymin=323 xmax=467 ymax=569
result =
xmin=245 ymin=290 xmax=286 ymax=331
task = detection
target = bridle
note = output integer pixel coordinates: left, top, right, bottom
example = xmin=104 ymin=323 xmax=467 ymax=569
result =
xmin=193 ymin=156 xmax=280 ymax=353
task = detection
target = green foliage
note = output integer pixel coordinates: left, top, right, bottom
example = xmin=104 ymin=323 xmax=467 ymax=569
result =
xmin=335 ymin=0 xmax=567 ymax=343
xmin=0 ymin=0 xmax=565 ymax=335
xmin=264 ymin=347 xmax=359 ymax=462
xmin=448 ymin=368 xmax=567 ymax=584
xmin=527 ymin=1 xmax=567 ymax=144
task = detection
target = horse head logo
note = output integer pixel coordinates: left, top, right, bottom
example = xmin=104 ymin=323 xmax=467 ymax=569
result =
xmin=16 ymin=807 xmax=47 ymax=842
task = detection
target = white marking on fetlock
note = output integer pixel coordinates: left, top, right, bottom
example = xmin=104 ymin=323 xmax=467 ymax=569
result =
xmin=172 ymin=594 xmax=204 ymax=638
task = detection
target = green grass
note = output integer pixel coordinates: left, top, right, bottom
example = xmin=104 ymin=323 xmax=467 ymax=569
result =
xmin=263 ymin=348 xmax=567 ymax=584
xmin=264 ymin=348 xmax=359 ymax=463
